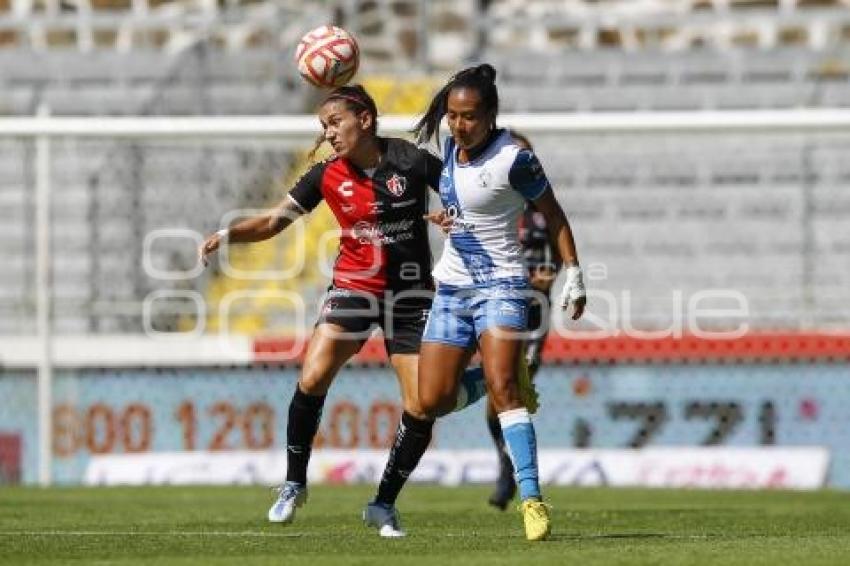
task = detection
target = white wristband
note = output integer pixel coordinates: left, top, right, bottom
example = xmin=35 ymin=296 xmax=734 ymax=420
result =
xmin=215 ymin=228 xmax=229 ymax=241
xmin=560 ymin=265 xmax=586 ymax=307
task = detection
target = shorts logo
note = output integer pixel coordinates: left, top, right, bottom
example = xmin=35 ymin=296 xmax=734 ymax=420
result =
xmin=498 ymin=301 xmax=521 ymax=316
xmin=386 ymin=173 xmax=407 ymax=197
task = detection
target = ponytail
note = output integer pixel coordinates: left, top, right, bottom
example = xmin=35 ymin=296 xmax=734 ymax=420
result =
xmin=413 ymin=63 xmax=499 ymax=148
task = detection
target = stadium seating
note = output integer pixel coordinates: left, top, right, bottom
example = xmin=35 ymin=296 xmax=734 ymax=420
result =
xmin=1 ymin=0 xmax=850 ymax=335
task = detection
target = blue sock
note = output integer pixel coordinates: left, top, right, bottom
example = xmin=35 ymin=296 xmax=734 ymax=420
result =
xmin=498 ymin=407 xmax=541 ymax=500
xmin=453 ymin=366 xmax=487 ymax=412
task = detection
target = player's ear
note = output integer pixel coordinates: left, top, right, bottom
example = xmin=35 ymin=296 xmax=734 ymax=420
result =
xmin=486 ymin=109 xmax=497 ymax=129
xmin=358 ymin=110 xmax=374 ymax=132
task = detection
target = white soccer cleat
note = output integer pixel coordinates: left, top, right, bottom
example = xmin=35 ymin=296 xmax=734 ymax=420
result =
xmin=363 ymin=501 xmax=406 ymax=538
xmin=268 ymin=482 xmax=307 ymax=524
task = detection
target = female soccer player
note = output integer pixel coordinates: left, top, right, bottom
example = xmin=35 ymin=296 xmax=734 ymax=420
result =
xmin=487 ymin=131 xmax=562 ymax=511
xmin=199 ymin=85 xmax=485 ymax=538
xmin=414 ymin=65 xmax=586 ymax=541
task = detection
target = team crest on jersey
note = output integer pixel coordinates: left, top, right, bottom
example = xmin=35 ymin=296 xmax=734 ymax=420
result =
xmin=477 ymin=169 xmax=492 ymax=188
xmin=386 ymin=173 xmax=407 ymax=197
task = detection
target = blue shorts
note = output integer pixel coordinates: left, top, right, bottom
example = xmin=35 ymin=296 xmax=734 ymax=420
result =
xmin=422 ymin=279 xmax=530 ymax=349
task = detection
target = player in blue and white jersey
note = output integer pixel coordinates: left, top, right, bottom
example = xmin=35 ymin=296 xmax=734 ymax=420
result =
xmin=413 ymin=64 xmax=586 ymax=541
xmin=485 ymin=130 xmax=564 ymax=511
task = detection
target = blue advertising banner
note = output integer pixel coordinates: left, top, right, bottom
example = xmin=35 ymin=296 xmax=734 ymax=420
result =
xmin=1 ymin=364 xmax=848 ymax=486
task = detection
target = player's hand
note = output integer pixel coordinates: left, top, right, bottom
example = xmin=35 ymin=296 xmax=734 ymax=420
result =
xmin=198 ymin=231 xmax=225 ymax=268
xmin=559 ymin=265 xmax=586 ymax=320
xmin=423 ymin=210 xmax=453 ymax=234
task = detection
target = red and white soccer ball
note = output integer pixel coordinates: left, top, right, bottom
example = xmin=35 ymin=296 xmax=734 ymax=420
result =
xmin=295 ymin=25 xmax=360 ymax=89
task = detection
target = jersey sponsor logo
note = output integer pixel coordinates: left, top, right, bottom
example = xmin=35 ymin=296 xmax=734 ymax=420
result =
xmin=386 ymin=173 xmax=407 ymax=197
xmin=391 ymin=198 xmax=417 ymax=209
xmin=341 ymin=203 xmax=356 ymax=214
xmin=351 ymin=219 xmax=417 ymax=245
xmin=446 ymin=204 xmax=476 ymax=233
xmin=337 ymin=180 xmax=354 ymax=198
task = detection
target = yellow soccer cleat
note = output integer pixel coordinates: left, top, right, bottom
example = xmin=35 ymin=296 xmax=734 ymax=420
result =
xmin=516 ymin=354 xmax=539 ymax=414
xmin=520 ymin=498 xmax=551 ymax=541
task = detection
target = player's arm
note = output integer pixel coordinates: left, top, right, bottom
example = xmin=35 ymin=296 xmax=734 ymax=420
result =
xmin=198 ymin=196 xmax=304 ymax=267
xmin=532 ymin=189 xmax=585 ymax=320
xmin=198 ymin=163 xmax=324 ymax=267
xmin=532 ymin=190 xmax=578 ymax=268
xmin=509 ymin=148 xmax=585 ymax=319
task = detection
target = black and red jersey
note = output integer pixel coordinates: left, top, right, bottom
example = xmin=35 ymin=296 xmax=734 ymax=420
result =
xmin=288 ymin=137 xmax=442 ymax=294
xmin=519 ymin=204 xmax=562 ymax=272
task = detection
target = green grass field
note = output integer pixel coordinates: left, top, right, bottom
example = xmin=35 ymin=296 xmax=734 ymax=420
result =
xmin=1 ymin=485 xmax=849 ymax=565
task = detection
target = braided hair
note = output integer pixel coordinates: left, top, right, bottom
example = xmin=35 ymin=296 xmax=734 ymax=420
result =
xmin=413 ymin=64 xmax=499 ymax=148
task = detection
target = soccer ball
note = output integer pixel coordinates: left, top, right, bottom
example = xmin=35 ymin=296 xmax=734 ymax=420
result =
xmin=295 ymin=25 xmax=360 ymax=89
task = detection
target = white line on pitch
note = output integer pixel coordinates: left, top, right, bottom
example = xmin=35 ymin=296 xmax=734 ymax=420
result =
xmin=0 ymin=531 xmax=307 ymax=538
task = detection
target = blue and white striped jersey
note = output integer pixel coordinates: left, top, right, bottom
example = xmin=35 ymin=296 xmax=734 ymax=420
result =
xmin=433 ymin=129 xmax=551 ymax=287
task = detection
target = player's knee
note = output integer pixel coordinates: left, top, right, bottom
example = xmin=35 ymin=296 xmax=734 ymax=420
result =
xmin=403 ymin=403 xmax=430 ymax=421
xmin=399 ymin=390 xmax=429 ymax=420
xmin=417 ymin=386 xmax=454 ymax=419
xmin=417 ymin=387 xmax=440 ymax=417
xmin=298 ymin=368 xmax=335 ymax=396
xmin=488 ymin=376 xmax=520 ymax=412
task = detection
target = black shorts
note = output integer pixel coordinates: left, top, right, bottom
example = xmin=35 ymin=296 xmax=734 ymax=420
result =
xmin=316 ymin=287 xmax=433 ymax=356
xmin=525 ymin=292 xmax=551 ymax=371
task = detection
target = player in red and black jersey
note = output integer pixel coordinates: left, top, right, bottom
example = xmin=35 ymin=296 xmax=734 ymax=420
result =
xmin=288 ymin=135 xmax=438 ymax=296
xmin=199 ymin=85 xmax=482 ymax=538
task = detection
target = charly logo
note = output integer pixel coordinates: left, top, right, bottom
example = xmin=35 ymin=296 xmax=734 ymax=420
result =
xmin=386 ymin=173 xmax=407 ymax=197
xmin=337 ymin=180 xmax=354 ymax=198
